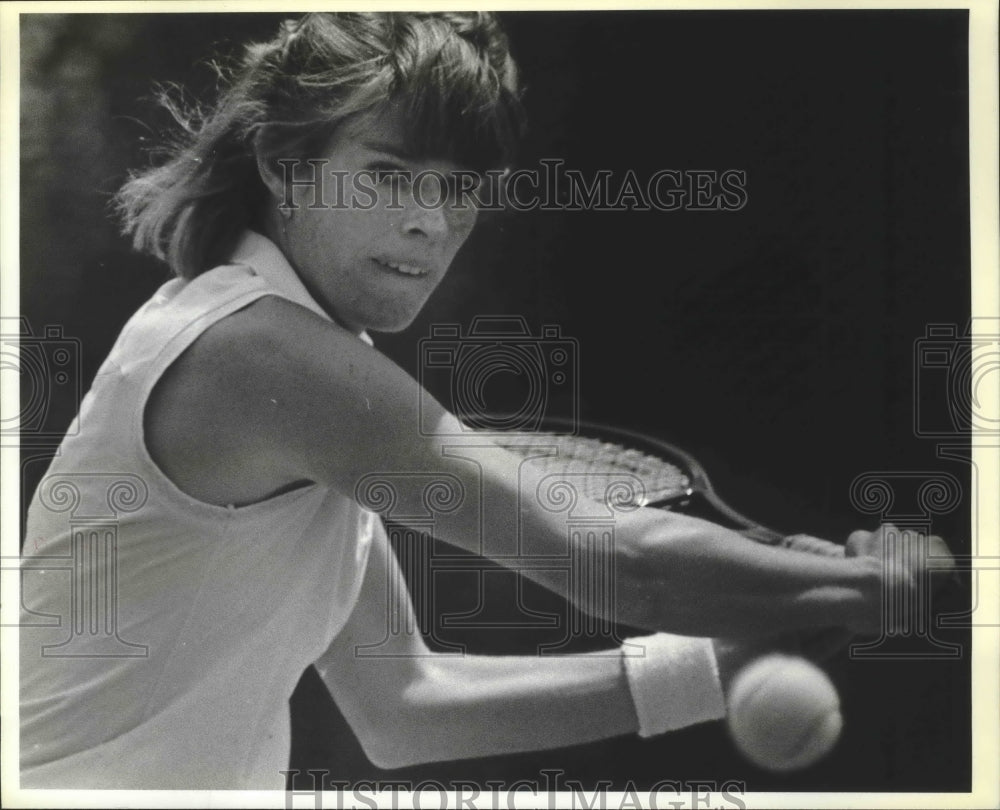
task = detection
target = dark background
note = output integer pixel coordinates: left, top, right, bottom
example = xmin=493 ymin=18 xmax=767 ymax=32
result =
xmin=19 ymin=10 xmax=972 ymax=794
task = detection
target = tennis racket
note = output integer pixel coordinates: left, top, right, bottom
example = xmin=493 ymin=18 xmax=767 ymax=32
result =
xmin=498 ymin=418 xmax=855 ymax=662
xmin=498 ymin=419 xmax=844 ymax=557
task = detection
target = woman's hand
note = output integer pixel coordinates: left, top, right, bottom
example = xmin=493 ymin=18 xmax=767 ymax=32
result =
xmin=714 ymin=524 xmax=956 ymax=664
xmin=845 ymin=523 xmax=955 ymax=638
xmin=846 ymin=523 xmax=952 ymax=564
xmin=846 ymin=523 xmax=955 ymax=590
xmin=774 ymin=533 xmax=855 ymax=658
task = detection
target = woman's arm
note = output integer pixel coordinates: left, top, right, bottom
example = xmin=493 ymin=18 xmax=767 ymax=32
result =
xmin=315 ymin=522 xmax=707 ymax=770
xmin=316 ymin=529 xmax=856 ymax=769
xmin=158 ymin=296 xmax=945 ymax=640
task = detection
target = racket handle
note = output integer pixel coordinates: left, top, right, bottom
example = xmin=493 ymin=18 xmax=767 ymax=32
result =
xmin=740 ymin=526 xmax=785 ymax=545
xmin=779 ymin=534 xmax=846 ymax=558
xmin=740 ymin=530 xmax=847 ymax=558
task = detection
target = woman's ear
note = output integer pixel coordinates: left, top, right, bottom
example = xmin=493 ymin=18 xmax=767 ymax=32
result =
xmin=253 ymin=131 xmax=287 ymax=206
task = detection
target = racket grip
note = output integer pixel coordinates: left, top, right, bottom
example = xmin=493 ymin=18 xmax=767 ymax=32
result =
xmin=779 ymin=534 xmax=846 ymax=558
xmin=740 ymin=526 xmax=785 ymax=545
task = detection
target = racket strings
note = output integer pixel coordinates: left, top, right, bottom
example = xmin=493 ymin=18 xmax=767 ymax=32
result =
xmin=503 ymin=434 xmax=692 ymax=507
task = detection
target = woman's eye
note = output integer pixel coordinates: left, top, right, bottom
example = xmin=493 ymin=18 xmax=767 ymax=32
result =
xmin=383 ymin=172 xmax=411 ymax=187
xmin=454 ymin=173 xmax=483 ymax=193
xmin=370 ymin=165 xmax=412 ymax=188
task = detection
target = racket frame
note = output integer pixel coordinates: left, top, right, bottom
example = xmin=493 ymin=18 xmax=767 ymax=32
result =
xmin=494 ymin=417 xmax=784 ymax=545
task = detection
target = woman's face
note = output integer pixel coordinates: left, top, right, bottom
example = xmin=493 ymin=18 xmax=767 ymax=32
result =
xmin=271 ymin=105 xmax=480 ymax=334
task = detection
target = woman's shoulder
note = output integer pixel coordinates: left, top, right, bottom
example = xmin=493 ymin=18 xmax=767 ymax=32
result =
xmin=194 ymin=294 xmax=368 ymax=376
xmin=146 ymin=292 xmax=377 ymax=449
xmin=143 ymin=294 xmax=401 ymax=506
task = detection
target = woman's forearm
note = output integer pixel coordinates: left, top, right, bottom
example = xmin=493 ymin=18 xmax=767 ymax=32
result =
xmin=607 ymin=515 xmax=884 ymax=637
xmin=362 ymin=648 xmax=640 ymax=769
xmin=422 ymin=443 xmax=884 ymax=639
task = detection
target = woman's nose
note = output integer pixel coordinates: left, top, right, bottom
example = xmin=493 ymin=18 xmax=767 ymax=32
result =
xmin=401 ymin=201 xmax=449 ymax=239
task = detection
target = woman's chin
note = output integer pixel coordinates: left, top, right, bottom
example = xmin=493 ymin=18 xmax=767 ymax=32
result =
xmin=344 ymin=305 xmax=424 ymax=335
xmin=366 ymin=314 xmax=421 ymax=334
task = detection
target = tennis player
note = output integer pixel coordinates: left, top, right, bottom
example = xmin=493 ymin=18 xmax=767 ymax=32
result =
xmin=19 ymin=12 xmax=952 ymax=790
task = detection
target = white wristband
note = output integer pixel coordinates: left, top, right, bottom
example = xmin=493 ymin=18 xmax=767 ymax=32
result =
xmin=622 ymin=634 xmax=727 ymax=738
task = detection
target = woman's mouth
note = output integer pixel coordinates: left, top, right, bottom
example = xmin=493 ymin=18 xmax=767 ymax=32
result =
xmin=374 ymin=258 xmax=429 ymax=277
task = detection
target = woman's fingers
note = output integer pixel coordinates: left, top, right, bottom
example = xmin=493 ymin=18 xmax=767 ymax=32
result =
xmin=782 ymin=534 xmax=846 ymax=558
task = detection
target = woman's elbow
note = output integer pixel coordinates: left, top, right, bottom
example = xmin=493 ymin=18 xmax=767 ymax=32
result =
xmin=341 ymin=691 xmax=418 ymax=770
xmin=361 ymin=734 xmax=452 ymax=771
xmin=357 ymin=732 xmax=416 ymax=771
xmin=347 ymin=666 xmax=451 ymax=770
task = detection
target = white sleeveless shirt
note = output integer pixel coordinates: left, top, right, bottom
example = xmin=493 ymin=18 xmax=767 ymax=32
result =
xmin=20 ymin=231 xmax=378 ymax=789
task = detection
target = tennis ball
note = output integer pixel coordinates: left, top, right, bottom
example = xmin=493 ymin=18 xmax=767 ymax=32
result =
xmin=726 ymin=653 xmax=842 ymax=772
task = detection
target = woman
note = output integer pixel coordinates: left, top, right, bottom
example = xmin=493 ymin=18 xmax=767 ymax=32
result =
xmin=19 ymin=12 xmax=948 ymax=790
